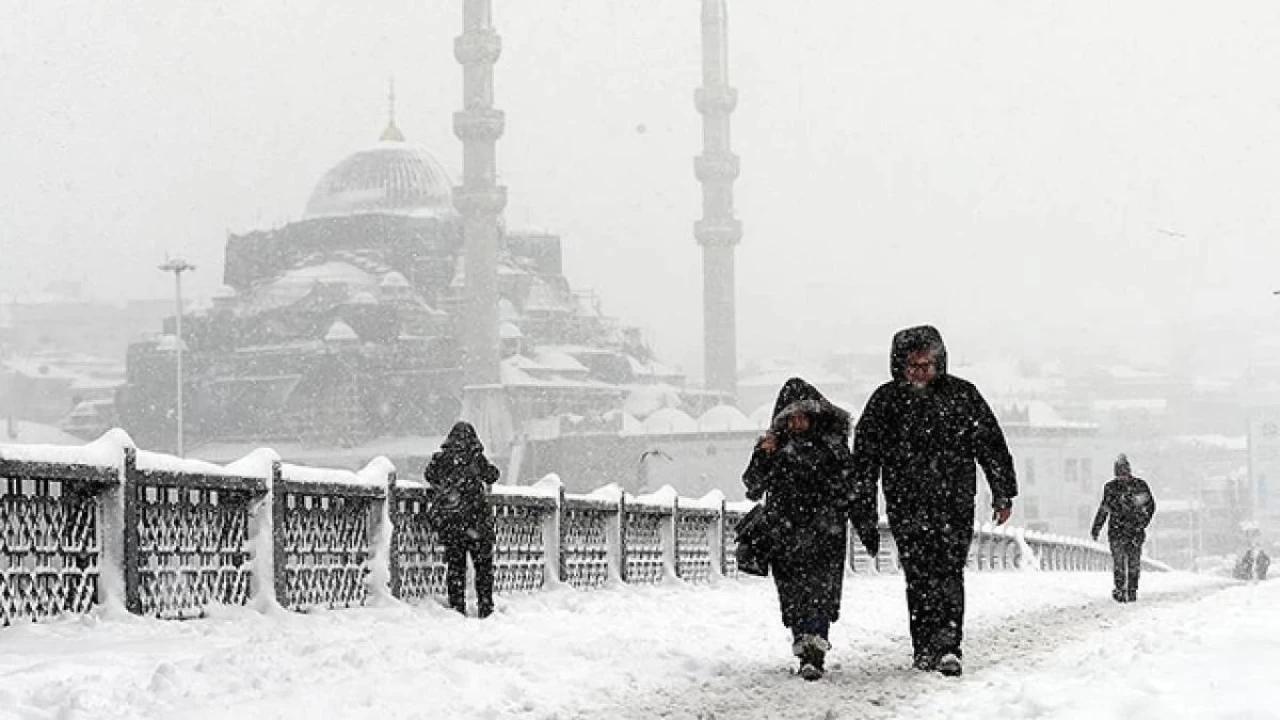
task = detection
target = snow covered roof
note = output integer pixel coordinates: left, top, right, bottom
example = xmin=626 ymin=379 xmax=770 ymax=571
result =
xmin=602 ymin=409 xmax=645 ymax=435
xmin=696 ymin=405 xmax=755 ymax=432
xmin=642 ymin=408 xmax=698 ymax=434
xmin=248 ymin=261 xmax=379 ymax=314
xmin=623 ymin=384 xmax=683 ymax=419
xmin=748 ymin=403 xmax=774 ymax=428
xmin=626 ymin=356 xmax=682 ymax=380
xmin=1023 ymin=400 xmax=1095 ymax=429
xmin=379 ymin=271 xmax=410 ymax=289
xmin=303 ymin=142 xmax=454 ymax=220
xmin=324 ymin=320 xmax=359 ymax=343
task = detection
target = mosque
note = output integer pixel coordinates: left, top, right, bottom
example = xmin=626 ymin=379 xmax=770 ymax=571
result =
xmin=117 ymin=0 xmax=746 ymax=478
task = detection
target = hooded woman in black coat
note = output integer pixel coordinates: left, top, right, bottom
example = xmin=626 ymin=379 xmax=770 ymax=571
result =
xmin=423 ymin=421 xmax=500 ymax=617
xmin=742 ymin=378 xmax=873 ymax=680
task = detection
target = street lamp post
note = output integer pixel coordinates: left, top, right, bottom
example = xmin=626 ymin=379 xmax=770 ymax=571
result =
xmin=158 ymin=258 xmax=194 ymax=457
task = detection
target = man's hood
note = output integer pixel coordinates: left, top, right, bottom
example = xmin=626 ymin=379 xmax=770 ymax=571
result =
xmin=890 ymin=325 xmax=949 ymax=381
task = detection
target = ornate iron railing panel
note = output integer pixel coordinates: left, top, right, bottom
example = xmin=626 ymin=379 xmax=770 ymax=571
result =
xmin=277 ymin=487 xmax=373 ymax=610
xmin=623 ymin=508 xmax=667 ymax=585
xmin=675 ymin=509 xmax=717 ymax=584
xmin=0 ymin=473 xmax=101 ymax=625
xmin=722 ymin=509 xmax=747 ymax=578
xmin=134 ymin=477 xmax=258 ymax=619
xmin=389 ymin=490 xmax=447 ymax=602
xmin=492 ymin=497 xmax=550 ymax=593
xmin=560 ymin=498 xmax=613 ymax=589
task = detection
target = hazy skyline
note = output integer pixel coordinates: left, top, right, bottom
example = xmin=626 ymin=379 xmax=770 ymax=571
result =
xmin=4 ymin=1 xmax=1280 ymax=380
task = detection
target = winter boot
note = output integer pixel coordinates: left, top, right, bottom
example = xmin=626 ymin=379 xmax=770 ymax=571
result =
xmin=1126 ymin=590 xmax=1137 ymax=603
xmin=1111 ymin=588 xmax=1127 ymax=603
xmin=937 ymin=653 xmax=962 ymax=677
xmin=792 ymin=634 xmax=829 ymax=681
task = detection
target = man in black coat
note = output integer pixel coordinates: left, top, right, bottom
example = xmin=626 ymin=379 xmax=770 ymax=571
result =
xmin=850 ymin=325 xmax=1017 ymax=677
xmin=742 ymin=378 xmax=873 ymax=681
xmin=1091 ymin=454 xmax=1156 ymax=602
xmin=423 ymin=421 xmax=501 ymax=618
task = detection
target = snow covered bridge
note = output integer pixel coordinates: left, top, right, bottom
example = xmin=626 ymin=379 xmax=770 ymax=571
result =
xmin=1 ymin=432 xmax=1273 ymax=719
xmin=1 ymin=430 xmax=1151 ymax=626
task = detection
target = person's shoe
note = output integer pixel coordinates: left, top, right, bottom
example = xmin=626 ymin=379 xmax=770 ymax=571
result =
xmin=937 ymin=653 xmax=962 ymax=677
xmin=1112 ymin=588 xmax=1127 ymax=603
xmin=477 ymin=603 xmax=494 ymax=619
xmin=792 ymin=634 xmax=828 ymax=681
xmin=799 ymin=661 xmax=824 ymax=681
xmin=1126 ymin=590 xmax=1137 ymax=603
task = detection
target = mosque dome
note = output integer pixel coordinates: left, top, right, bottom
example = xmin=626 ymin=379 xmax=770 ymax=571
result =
xmin=303 ymin=125 xmax=455 ymax=219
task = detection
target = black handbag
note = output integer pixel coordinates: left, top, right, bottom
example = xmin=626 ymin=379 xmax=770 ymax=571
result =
xmin=734 ymin=502 xmax=775 ymax=577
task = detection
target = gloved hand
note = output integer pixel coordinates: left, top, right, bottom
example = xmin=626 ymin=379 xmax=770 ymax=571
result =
xmin=991 ymin=497 xmax=1012 ymax=525
xmin=857 ymin=524 xmax=881 ymax=558
xmin=1091 ymin=531 xmax=1099 ymax=542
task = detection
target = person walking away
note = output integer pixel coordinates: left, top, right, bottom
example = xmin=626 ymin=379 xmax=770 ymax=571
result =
xmin=423 ymin=421 xmax=501 ymax=618
xmin=1090 ymin=453 xmax=1156 ymax=603
xmin=849 ymin=325 xmax=1018 ymax=677
xmin=742 ymin=378 xmax=875 ymax=681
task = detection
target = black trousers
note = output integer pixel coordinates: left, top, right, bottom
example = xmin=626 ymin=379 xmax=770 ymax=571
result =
xmin=894 ymin=512 xmax=974 ymax=661
xmin=1110 ymin=536 xmax=1143 ymax=599
xmin=444 ymin=533 xmax=495 ymax=615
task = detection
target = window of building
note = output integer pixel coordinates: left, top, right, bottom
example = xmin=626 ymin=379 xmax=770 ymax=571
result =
xmin=1065 ymin=458 xmax=1079 ymax=485
xmin=1024 ymin=457 xmax=1036 ymax=486
xmin=1025 ymin=496 xmax=1040 ymax=519
xmin=1080 ymin=458 xmax=1093 ymax=492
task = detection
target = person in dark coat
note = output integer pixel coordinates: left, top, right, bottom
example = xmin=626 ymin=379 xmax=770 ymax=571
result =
xmin=423 ymin=421 xmax=501 ymax=618
xmin=742 ymin=378 xmax=872 ymax=681
xmin=1091 ymin=454 xmax=1156 ymax=603
xmin=850 ymin=325 xmax=1017 ymax=677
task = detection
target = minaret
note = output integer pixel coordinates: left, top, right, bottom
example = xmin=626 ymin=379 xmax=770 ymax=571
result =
xmin=695 ymin=0 xmax=742 ymax=402
xmin=454 ymin=0 xmax=512 ymax=451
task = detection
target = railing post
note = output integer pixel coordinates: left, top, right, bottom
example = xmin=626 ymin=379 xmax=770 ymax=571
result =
xmin=122 ymin=447 xmax=141 ymax=614
xmin=664 ymin=496 xmax=680 ymax=581
xmin=271 ymin=461 xmax=289 ymax=610
xmin=541 ymin=484 xmax=565 ymax=587
xmin=365 ymin=468 xmax=396 ymax=604
xmin=386 ymin=471 xmax=402 ymax=600
xmin=711 ymin=497 xmax=727 ymax=579
xmin=618 ymin=493 xmax=630 ymax=583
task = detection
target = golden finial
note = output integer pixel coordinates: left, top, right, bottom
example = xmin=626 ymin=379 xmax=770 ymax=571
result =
xmin=380 ymin=76 xmax=406 ymax=142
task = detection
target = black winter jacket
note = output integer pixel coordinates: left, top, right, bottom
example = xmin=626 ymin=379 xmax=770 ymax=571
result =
xmin=742 ymin=378 xmax=857 ymax=626
xmin=423 ymin=422 xmax=500 ymax=543
xmin=1091 ymin=476 xmax=1156 ymax=541
xmin=851 ymin=326 xmax=1018 ymax=535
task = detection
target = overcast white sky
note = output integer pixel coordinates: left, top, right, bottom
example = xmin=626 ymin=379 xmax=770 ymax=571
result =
xmin=3 ymin=1 xmax=1280 ymax=378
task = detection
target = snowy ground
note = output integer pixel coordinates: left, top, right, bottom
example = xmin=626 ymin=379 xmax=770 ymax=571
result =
xmin=0 ymin=570 xmax=1269 ymax=720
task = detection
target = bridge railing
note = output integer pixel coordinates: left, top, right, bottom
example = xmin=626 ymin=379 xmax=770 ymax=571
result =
xmin=0 ymin=431 xmax=1163 ymax=626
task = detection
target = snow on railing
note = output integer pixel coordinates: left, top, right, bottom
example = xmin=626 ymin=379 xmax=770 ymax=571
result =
xmin=0 ymin=431 xmax=1153 ymax=626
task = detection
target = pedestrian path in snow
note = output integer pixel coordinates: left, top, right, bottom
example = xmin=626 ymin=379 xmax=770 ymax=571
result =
xmin=0 ymin=571 xmax=1255 ymax=719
